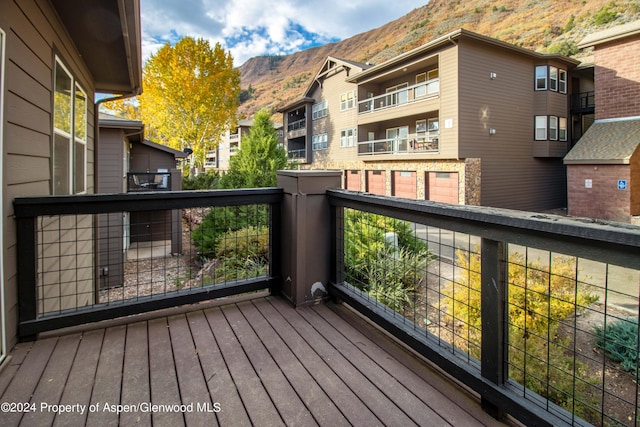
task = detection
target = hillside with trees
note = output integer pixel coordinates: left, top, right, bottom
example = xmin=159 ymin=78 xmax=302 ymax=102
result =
xmin=237 ymin=0 xmax=640 ymax=119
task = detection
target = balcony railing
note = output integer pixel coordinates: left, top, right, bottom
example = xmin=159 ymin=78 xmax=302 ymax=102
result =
xmin=358 ymin=134 xmax=439 ymax=155
xmin=13 ymin=189 xmax=282 ymax=337
xmin=288 ymin=148 xmax=306 ymax=160
xmin=327 ymin=189 xmax=640 ymax=427
xmin=571 ymin=91 xmax=595 ymax=112
xmin=287 ymin=118 xmax=306 ymax=132
xmin=358 ymin=79 xmax=439 ymax=114
xmin=127 ymin=172 xmax=172 ymax=191
xmin=13 ymin=176 xmax=640 ymax=426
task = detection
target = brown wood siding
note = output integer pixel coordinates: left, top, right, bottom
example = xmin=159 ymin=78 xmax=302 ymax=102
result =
xmin=456 ymin=38 xmax=568 ymax=211
xmin=427 ymin=172 xmax=459 ymax=204
xmin=366 ymin=170 xmax=386 ymax=195
xmin=1 ymin=0 xmax=98 ymax=349
xmin=392 ymin=171 xmax=417 ymax=199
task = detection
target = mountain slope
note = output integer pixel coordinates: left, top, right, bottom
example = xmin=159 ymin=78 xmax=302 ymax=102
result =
xmin=237 ymin=0 xmax=640 ymax=119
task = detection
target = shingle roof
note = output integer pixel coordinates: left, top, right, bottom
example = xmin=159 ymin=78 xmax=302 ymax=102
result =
xmin=564 ymin=118 xmax=640 ymax=164
xmin=579 ymin=20 xmax=640 ymax=48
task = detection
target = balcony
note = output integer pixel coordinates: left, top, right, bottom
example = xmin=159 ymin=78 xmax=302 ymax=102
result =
xmin=7 ymin=171 xmax=640 ymax=426
xmin=571 ymin=91 xmax=595 ymax=114
xmin=287 ymin=148 xmax=306 ymax=161
xmin=286 ymin=118 xmax=306 ymax=139
xmin=358 ymin=79 xmax=440 ymax=114
xmin=127 ymin=172 xmax=172 ymax=192
xmin=358 ymin=134 xmax=439 ymax=156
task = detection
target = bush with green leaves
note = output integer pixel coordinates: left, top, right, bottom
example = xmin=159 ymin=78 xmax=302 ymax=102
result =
xmin=344 ymin=209 xmax=431 ymax=312
xmin=182 ymin=170 xmax=220 ymax=190
xmin=193 ymin=205 xmax=268 ymax=259
xmin=595 ymin=317 xmax=639 ymax=372
xmin=442 ymin=249 xmax=600 ymax=420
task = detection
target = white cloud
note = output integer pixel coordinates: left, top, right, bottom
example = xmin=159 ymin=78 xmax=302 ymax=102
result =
xmin=141 ymin=0 xmax=427 ymax=65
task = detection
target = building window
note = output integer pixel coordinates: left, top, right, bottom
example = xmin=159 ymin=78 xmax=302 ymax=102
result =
xmin=535 ymin=116 xmax=547 ymax=140
xmin=53 ymin=57 xmax=87 ymax=195
xmin=312 ymin=100 xmax=328 ymax=119
xmin=549 ymin=66 xmax=558 ymax=91
xmin=535 ymin=116 xmax=567 ymax=141
xmin=340 ymin=128 xmax=356 ymax=147
xmin=535 ymin=66 xmax=547 ymax=91
xmin=559 ymin=69 xmax=567 ymax=94
xmin=559 ymin=117 xmax=567 ymax=141
xmin=312 ymin=133 xmax=328 ymax=150
xmin=549 ymin=116 xmax=558 ymax=140
xmin=535 ymin=65 xmax=567 ymax=93
xmin=340 ymin=91 xmax=355 ymax=111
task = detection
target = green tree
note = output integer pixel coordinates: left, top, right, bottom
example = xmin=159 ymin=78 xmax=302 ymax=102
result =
xmin=219 ymin=109 xmax=289 ymax=188
xmin=139 ymin=37 xmax=240 ymax=172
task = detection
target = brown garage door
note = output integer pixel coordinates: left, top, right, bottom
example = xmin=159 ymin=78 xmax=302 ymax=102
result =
xmin=345 ymin=170 xmax=361 ymax=191
xmin=427 ymin=172 xmax=459 ymax=204
xmin=392 ymin=171 xmax=416 ymax=199
xmin=366 ymin=170 xmax=386 ymax=195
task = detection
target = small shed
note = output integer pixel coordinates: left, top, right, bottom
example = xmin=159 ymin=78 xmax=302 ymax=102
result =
xmin=97 ymin=113 xmax=186 ymax=288
xmin=564 ymin=118 xmax=640 ymax=224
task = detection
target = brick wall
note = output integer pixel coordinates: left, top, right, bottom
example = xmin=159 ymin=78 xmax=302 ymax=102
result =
xmin=567 ymin=164 xmax=631 ymax=222
xmin=594 ymin=34 xmax=640 ymax=120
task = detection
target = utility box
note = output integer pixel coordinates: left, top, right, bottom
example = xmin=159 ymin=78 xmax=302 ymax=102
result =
xmin=277 ymin=170 xmax=342 ymax=306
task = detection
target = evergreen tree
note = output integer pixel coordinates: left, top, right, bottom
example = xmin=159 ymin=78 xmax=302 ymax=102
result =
xmin=220 ymin=109 xmax=289 ymax=188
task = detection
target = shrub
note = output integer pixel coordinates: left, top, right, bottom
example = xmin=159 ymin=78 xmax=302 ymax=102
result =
xmin=442 ymin=249 xmax=600 ymax=419
xmin=182 ymin=170 xmax=220 ymax=190
xmin=344 ymin=209 xmax=431 ymax=312
xmin=193 ymin=205 xmax=268 ymax=259
xmin=595 ymin=317 xmax=639 ymax=372
xmin=592 ymin=2 xmax=618 ymax=26
xmin=215 ymin=226 xmax=269 ymax=260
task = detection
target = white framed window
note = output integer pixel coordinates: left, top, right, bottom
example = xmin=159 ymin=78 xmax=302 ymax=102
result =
xmin=312 ymin=133 xmax=328 ymax=150
xmin=385 ymin=82 xmax=408 ymax=105
xmin=340 ymin=90 xmax=355 ymax=111
xmin=549 ymin=116 xmax=558 ymax=140
xmin=340 ymin=128 xmax=356 ymax=147
xmin=559 ymin=117 xmax=567 ymax=141
xmin=312 ymin=100 xmax=328 ymax=120
xmin=416 ymin=119 xmax=427 ymax=133
xmin=53 ymin=57 xmax=87 ymax=195
xmin=549 ymin=66 xmax=558 ymax=92
xmin=535 ymin=66 xmax=547 ymax=91
xmin=558 ymin=69 xmax=567 ymax=94
xmin=535 ymin=116 xmax=547 ymax=140
xmin=427 ymin=69 xmax=440 ymax=94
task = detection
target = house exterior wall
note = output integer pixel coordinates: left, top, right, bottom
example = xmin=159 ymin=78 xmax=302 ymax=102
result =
xmin=457 ymin=38 xmax=568 ymax=211
xmin=567 ymin=164 xmax=631 ymax=222
xmin=1 ymin=0 xmax=98 ymax=348
xmin=593 ymin=34 xmax=640 ymax=120
xmin=631 ymin=151 xmax=640 ymax=219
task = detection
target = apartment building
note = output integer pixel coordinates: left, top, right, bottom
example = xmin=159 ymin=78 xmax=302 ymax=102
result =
xmin=564 ymin=21 xmax=640 ymax=224
xmin=279 ymin=29 xmax=586 ymax=211
xmin=205 ymin=119 xmax=284 ymax=171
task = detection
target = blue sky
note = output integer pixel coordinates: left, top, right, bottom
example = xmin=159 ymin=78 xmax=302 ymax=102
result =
xmin=140 ymin=0 xmax=428 ymax=66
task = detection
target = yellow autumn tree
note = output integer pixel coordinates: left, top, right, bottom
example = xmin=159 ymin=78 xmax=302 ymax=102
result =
xmin=136 ymin=37 xmax=239 ymax=171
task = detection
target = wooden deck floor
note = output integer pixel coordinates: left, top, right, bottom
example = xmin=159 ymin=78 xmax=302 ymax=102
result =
xmin=0 ymin=294 xmax=506 ymax=426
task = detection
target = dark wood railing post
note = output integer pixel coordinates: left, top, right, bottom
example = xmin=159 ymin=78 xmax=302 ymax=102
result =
xmin=480 ymin=238 xmax=508 ymax=419
xmin=276 ymin=170 xmax=342 ymax=306
xmin=16 ymin=215 xmax=38 ymax=340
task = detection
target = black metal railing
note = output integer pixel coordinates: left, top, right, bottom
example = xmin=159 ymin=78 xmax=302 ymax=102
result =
xmin=14 ymin=189 xmax=282 ymax=338
xmin=571 ymin=91 xmax=595 ymax=112
xmin=327 ymin=189 xmax=640 ymax=427
xmin=127 ymin=172 xmax=172 ymax=191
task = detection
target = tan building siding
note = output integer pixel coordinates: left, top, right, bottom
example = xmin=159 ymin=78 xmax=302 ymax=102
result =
xmin=1 ymin=0 xmax=98 ymax=349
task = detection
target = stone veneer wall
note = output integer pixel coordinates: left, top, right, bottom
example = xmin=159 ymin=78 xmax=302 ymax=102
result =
xmin=297 ymin=157 xmax=483 ymax=205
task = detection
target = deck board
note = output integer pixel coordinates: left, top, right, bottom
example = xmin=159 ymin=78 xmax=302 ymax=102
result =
xmin=0 ymin=296 xmax=507 ymax=427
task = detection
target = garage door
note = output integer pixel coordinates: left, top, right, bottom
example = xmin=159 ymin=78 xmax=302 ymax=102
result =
xmin=392 ymin=171 xmax=416 ymax=199
xmin=345 ymin=170 xmax=361 ymax=191
xmin=427 ymin=172 xmax=459 ymax=204
xmin=366 ymin=170 xmax=386 ymax=195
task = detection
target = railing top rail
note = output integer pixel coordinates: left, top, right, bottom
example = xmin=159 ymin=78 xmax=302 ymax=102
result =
xmin=14 ymin=188 xmax=284 ymax=218
xmin=327 ymin=189 xmax=640 ymax=267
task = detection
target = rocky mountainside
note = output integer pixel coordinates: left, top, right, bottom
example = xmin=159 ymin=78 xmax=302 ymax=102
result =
xmin=237 ymin=0 xmax=640 ymax=119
